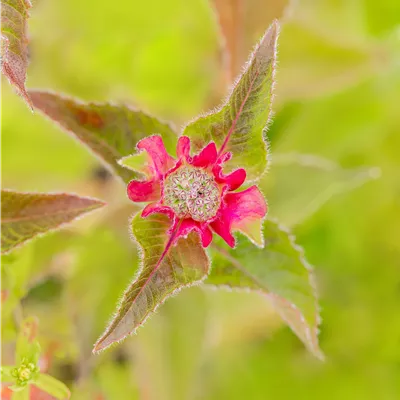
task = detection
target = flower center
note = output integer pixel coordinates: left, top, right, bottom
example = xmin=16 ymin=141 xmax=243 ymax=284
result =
xmin=163 ymin=166 xmax=221 ymax=222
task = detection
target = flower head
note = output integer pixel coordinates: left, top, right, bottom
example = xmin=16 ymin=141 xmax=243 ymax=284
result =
xmin=127 ymin=135 xmax=267 ymax=248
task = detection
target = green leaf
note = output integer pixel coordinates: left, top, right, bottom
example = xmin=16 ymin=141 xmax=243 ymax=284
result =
xmin=118 ymin=152 xmax=151 ymax=177
xmin=1 ymin=189 xmax=105 ymax=254
xmin=261 ymin=153 xmax=381 ymax=226
xmin=34 ymin=373 xmax=70 ymax=399
xmin=94 ymin=213 xmax=210 ymax=352
xmin=206 ymin=219 xmax=323 ymax=359
xmin=183 ymin=20 xmax=279 ymax=180
xmin=1 ymin=0 xmax=32 ymax=108
xmin=28 ymin=91 xmax=178 ymax=183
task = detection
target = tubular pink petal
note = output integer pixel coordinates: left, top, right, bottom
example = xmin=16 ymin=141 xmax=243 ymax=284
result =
xmin=177 ymin=136 xmax=191 ymax=160
xmin=213 ymin=166 xmax=246 ymax=191
xmin=191 ymin=142 xmax=218 ymax=168
xmin=211 ymin=186 xmax=267 ymax=247
xmin=218 ymin=151 xmax=232 ymax=164
xmin=137 ymin=135 xmax=175 ymax=178
xmin=141 ymin=202 xmax=175 ymax=219
xmin=127 ymin=180 xmax=161 ymax=202
xmin=199 ymin=226 xmax=213 ymax=247
xmin=169 ymin=218 xmax=214 ymax=248
xmin=210 ymin=217 xmax=236 ymax=248
xmin=225 ymin=186 xmax=267 ymax=223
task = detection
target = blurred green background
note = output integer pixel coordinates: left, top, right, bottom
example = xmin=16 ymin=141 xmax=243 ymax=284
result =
xmin=2 ymin=0 xmax=400 ymax=398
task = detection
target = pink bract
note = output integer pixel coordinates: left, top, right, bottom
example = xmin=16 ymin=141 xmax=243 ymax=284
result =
xmin=127 ymin=135 xmax=267 ymax=248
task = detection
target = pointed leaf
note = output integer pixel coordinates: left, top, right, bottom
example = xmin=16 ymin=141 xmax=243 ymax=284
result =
xmin=1 ymin=190 xmax=105 ymax=254
xmin=28 ymin=91 xmax=178 ymax=183
xmin=94 ymin=213 xmax=210 ymax=352
xmin=206 ymin=219 xmax=323 ymax=359
xmin=1 ymin=0 xmax=32 ymax=108
xmin=34 ymin=374 xmax=70 ymax=400
xmin=261 ymin=153 xmax=381 ymax=226
xmin=118 ymin=152 xmax=151 ymax=177
xmin=183 ymin=20 xmax=279 ymax=180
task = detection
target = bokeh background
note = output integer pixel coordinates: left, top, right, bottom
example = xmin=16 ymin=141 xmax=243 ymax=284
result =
xmin=2 ymin=0 xmax=400 ymax=398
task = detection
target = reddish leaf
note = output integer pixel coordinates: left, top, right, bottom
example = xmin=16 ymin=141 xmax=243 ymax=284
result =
xmin=183 ymin=21 xmax=279 ymax=180
xmin=1 ymin=0 xmax=33 ymax=108
xmin=207 ymin=219 xmax=323 ymax=359
xmin=1 ymin=189 xmax=105 ymax=254
xmin=28 ymin=91 xmax=178 ymax=183
xmin=94 ymin=213 xmax=210 ymax=352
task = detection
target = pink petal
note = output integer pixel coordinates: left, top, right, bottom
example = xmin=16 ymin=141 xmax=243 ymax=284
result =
xmin=127 ymin=179 xmax=161 ymax=202
xmin=137 ymin=135 xmax=175 ymax=178
xmin=211 ymin=186 xmax=267 ymax=247
xmin=142 ymin=202 xmax=175 ymax=219
xmin=209 ymin=217 xmax=235 ymax=247
xmin=213 ymin=165 xmax=246 ymax=191
xmin=191 ymin=142 xmax=217 ymax=168
xmin=170 ymin=218 xmax=213 ymax=248
xmin=177 ymin=136 xmax=191 ymax=160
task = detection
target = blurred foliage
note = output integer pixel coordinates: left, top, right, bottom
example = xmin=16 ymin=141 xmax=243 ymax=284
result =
xmin=2 ymin=0 xmax=400 ymax=399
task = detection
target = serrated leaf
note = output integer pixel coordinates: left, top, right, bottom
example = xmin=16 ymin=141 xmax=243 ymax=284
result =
xmin=1 ymin=189 xmax=105 ymax=254
xmin=261 ymin=153 xmax=380 ymax=226
xmin=183 ymin=20 xmax=279 ymax=180
xmin=206 ymin=219 xmax=323 ymax=359
xmin=94 ymin=213 xmax=210 ymax=352
xmin=28 ymin=91 xmax=178 ymax=183
xmin=1 ymin=0 xmax=32 ymax=108
xmin=34 ymin=374 xmax=70 ymax=400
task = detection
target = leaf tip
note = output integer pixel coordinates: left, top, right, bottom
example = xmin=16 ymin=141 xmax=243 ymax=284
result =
xmin=92 ymin=332 xmax=120 ymax=354
xmin=257 ymin=19 xmax=280 ymax=61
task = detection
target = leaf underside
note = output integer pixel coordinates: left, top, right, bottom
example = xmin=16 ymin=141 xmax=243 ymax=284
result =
xmin=206 ymin=219 xmax=323 ymax=359
xmin=1 ymin=0 xmax=32 ymax=107
xmin=94 ymin=213 xmax=210 ymax=352
xmin=28 ymin=91 xmax=178 ymax=183
xmin=1 ymin=189 xmax=105 ymax=254
xmin=183 ymin=20 xmax=279 ymax=180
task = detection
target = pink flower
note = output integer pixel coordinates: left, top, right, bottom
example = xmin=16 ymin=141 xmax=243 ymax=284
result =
xmin=127 ymin=135 xmax=267 ymax=248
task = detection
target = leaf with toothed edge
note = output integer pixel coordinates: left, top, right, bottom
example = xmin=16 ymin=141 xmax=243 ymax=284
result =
xmin=94 ymin=213 xmax=210 ymax=352
xmin=28 ymin=90 xmax=178 ymax=183
xmin=1 ymin=189 xmax=105 ymax=254
xmin=1 ymin=0 xmax=33 ymax=108
xmin=183 ymin=20 xmax=279 ymax=181
xmin=206 ymin=218 xmax=323 ymax=359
